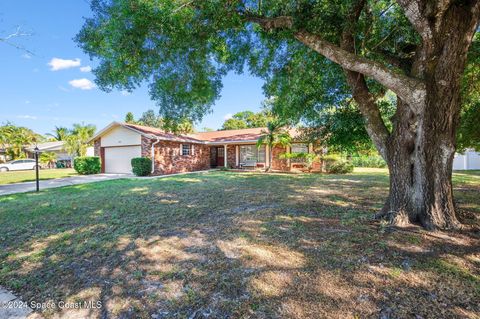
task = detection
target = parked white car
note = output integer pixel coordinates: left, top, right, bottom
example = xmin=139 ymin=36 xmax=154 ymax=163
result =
xmin=0 ymin=159 xmax=38 ymax=172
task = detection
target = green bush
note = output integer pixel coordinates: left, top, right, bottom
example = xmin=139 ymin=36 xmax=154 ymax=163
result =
xmin=327 ymin=160 xmax=354 ymax=174
xmin=351 ymin=155 xmax=387 ymax=168
xmin=321 ymin=154 xmax=354 ymax=174
xmin=73 ymin=156 xmax=101 ymax=175
xmin=131 ymin=157 xmax=152 ymax=176
xmin=281 ymin=152 xmax=319 ymax=171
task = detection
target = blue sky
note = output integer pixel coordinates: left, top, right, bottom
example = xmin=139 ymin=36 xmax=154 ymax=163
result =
xmin=0 ymin=1 xmax=266 ymax=135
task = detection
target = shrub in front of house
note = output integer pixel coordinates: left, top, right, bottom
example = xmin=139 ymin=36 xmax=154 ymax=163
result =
xmin=131 ymin=157 xmax=152 ymax=176
xmin=326 ymin=159 xmax=354 ymax=174
xmin=281 ymin=152 xmax=320 ymax=172
xmin=73 ymin=156 xmax=101 ymax=175
xmin=321 ymin=154 xmax=354 ymax=174
xmin=351 ymin=155 xmax=387 ymax=168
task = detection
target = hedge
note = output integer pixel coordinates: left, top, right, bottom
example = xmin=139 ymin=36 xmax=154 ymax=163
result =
xmin=326 ymin=160 xmax=354 ymax=174
xmin=73 ymin=156 xmax=101 ymax=175
xmin=351 ymin=155 xmax=387 ymax=168
xmin=131 ymin=157 xmax=152 ymax=176
xmin=321 ymin=154 xmax=354 ymax=174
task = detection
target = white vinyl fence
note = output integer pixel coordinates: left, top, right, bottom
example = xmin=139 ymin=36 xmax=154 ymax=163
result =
xmin=453 ymin=149 xmax=480 ymax=170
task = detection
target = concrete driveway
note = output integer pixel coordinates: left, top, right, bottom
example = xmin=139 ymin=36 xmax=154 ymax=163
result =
xmin=0 ymin=173 xmax=131 ymax=196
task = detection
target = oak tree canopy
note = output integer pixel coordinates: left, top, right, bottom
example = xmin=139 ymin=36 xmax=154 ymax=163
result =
xmin=77 ymin=0 xmax=480 ymax=230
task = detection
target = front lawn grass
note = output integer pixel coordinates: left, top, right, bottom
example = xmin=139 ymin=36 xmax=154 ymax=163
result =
xmin=0 ymin=170 xmax=478 ymax=318
xmin=0 ymin=168 xmax=77 ymax=185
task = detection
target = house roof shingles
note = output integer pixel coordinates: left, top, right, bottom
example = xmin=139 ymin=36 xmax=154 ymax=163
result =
xmin=123 ymin=123 xmax=204 ymax=143
xmin=92 ymin=122 xmax=302 ymax=144
xmin=190 ymin=127 xmax=266 ymax=142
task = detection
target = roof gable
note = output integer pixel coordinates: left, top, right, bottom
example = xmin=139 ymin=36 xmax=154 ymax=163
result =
xmin=90 ymin=122 xmax=203 ymax=143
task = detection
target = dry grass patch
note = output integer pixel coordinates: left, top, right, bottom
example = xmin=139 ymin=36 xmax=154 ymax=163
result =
xmin=0 ymin=170 xmax=479 ymax=318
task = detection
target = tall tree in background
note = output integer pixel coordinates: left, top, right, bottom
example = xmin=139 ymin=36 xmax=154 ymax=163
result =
xmin=126 ymin=110 xmax=195 ymax=134
xmin=138 ymin=109 xmax=163 ymax=128
xmin=162 ymin=117 xmax=195 ymax=134
xmin=221 ymin=110 xmax=273 ymax=130
xmin=77 ymin=1 xmax=480 ymax=229
xmin=64 ymin=123 xmax=96 ymax=157
xmin=0 ymin=122 xmax=39 ymax=159
xmin=46 ymin=126 xmax=70 ymax=141
xmin=124 ymin=112 xmax=136 ymax=124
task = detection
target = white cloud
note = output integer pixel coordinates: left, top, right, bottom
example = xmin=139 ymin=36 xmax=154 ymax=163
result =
xmin=80 ymin=66 xmax=92 ymax=72
xmin=22 ymin=53 xmax=32 ymax=59
xmin=17 ymin=115 xmax=37 ymax=120
xmin=120 ymin=90 xmax=131 ymax=96
xmin=25 ymin=100 xmax=31 ymax=104
xmin=224 ymin=113 xmax=233 ymax=120
xmin=68 ymin=78 xmax=96 ymax=90
xmin=48 ymin=58 xmax=81 ymax=71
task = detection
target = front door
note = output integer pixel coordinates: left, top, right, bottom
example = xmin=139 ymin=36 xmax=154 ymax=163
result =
xmin=217 ymin=147 xmax=224 ymax=167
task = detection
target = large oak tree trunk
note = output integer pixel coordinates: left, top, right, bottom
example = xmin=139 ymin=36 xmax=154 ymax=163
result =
xmin=257 ymin=0 xmax=479 ymax=230
xmin=339 ymin=0 xmax=479 ymax=230
xmin=381 ymin=2 xmax=478 ymax=230
xmin=380 ymin=97 xmax=460 ymax=230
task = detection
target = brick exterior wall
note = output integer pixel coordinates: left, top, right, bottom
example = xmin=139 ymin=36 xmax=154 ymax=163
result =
xmin=142 ymin=136 xmax=211 ymax=175
xmin=93 ymin=138 xmax=101 ymax=156
xmin=96 ymin=134 xmax=320 ymax=174
xmin=226 ymin=145 xmax=236 ymax=168
xmin=271 ymin=145 xmax=289 ymax=171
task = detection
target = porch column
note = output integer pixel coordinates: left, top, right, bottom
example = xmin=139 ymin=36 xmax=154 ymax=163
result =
xmin=224 ymin=144 xmax=228 ymax=168
xmin=286 ymin=145 xmax=291 ymax=168
xmin=235 ymin=145 xmax=239 ymax=167
xmin=265 ymin=145 xmax=270 ymax=167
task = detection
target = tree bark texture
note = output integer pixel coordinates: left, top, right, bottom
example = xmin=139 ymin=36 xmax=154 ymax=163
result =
xmin=374 ymin=2 xmax=479 ymax=229
xmin=334 ymin=0 xmax=478 ymax=229
xmin=247 ymin=0 xmax=479 ymax=229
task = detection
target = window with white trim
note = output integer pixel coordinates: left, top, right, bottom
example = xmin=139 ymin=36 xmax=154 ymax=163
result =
xmin=240 ymin=145 xmax=266 ymax=162
xmin=182 ymin=144 xmax=191 ymax=156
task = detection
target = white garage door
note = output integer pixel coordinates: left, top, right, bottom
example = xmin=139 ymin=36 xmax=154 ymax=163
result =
xmin=104 ymin=146 xmax=141 ymax=174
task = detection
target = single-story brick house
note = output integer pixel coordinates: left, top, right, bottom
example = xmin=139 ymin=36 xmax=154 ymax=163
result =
xmin=90 ymin=122 xmax=319 ymax=174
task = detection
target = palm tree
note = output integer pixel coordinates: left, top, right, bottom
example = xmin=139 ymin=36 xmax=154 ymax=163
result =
xmin=46 ymin=126 xmax=70 ymax=141
xmin=39 ymin=152 xmax=57 ymax=168
xmin=256 ymin=120 xmax=291 ymax=172
xmin=64 ymin=123 xmax=96 ymax=157
xmin=0 ymin=123 xmax=38 ymax=159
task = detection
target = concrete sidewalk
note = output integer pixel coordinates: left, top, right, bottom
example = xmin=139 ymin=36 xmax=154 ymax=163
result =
xmin=0 ymin=174 xmax=131 ymax=196
xmin=0 ymin=286 xmax=42 ymax=319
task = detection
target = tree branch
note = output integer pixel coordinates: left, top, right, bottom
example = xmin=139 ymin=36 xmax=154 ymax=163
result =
xmin=294 ymin=31 xmax=426 ymax=108
xmin=0 ymin=26 xmax=35 ymax=56
xmin=243 ymin=13 xmax=426 ymax=108
xmin=396 ymin=0 xmax=433 ymax=41
xmin=243 ymin=14 xmax=293 ymax=31
xmin=340 ymin=0 xmax=390 ymax=159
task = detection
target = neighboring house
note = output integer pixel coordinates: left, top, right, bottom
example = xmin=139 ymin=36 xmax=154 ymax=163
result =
xmin=25 ymin=142 xmax=71 ymax=161
xmin=453 ymin=149 xmax=480 ymax=170
xmin=24 ymin=141 xmax=94 ymax=167
xmin=90 ymin=122 xmax=319 ymax=174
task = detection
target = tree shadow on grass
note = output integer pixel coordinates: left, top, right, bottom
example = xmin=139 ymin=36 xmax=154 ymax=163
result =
xmin=0 ymin=171 xmax=478 ymax=318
